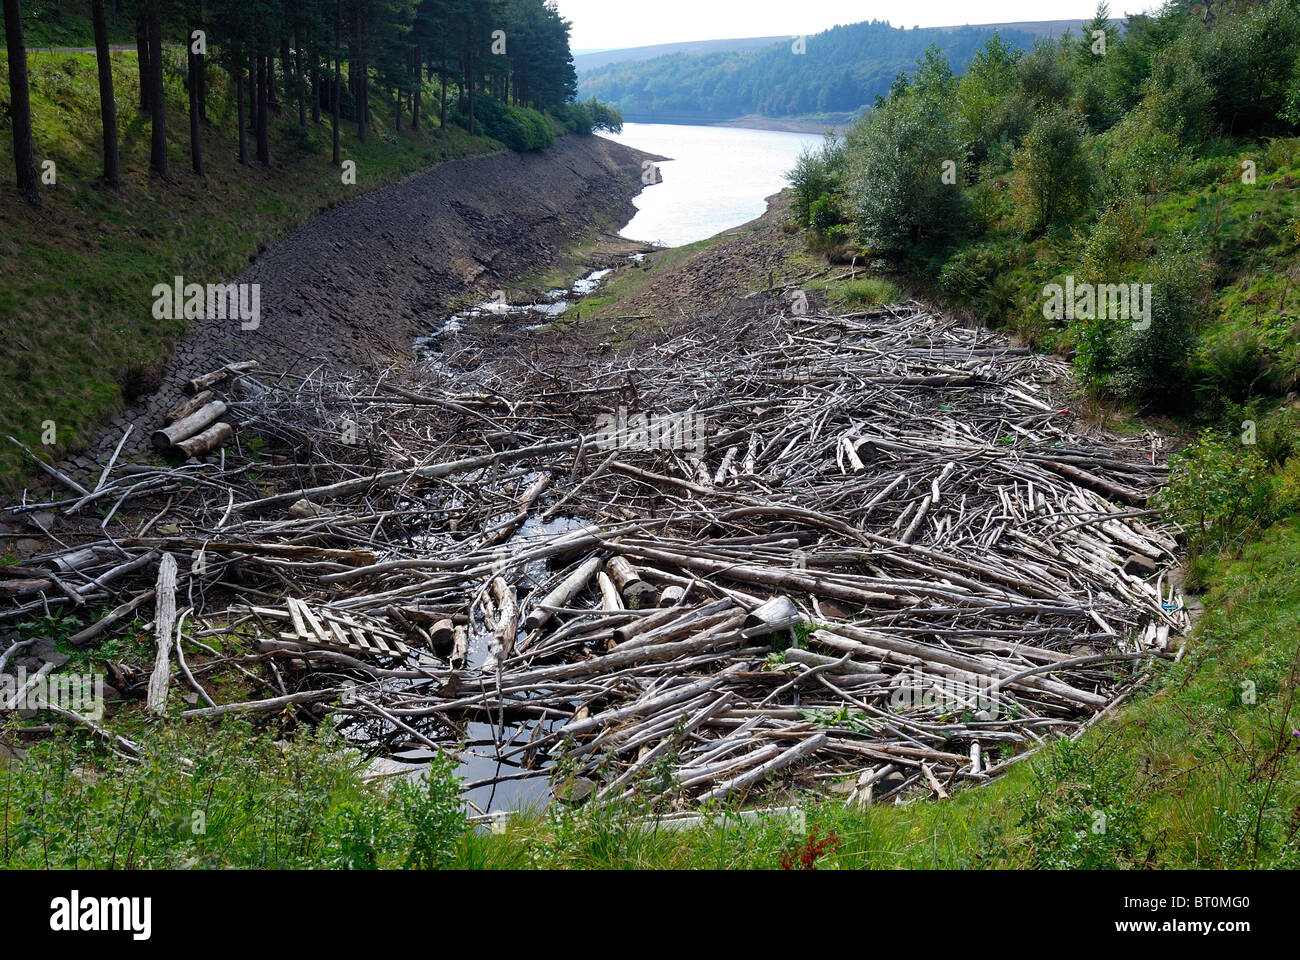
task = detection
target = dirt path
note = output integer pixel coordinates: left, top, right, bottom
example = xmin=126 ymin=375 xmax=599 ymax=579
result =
xmin=62 ymin=135 xmax=655 ymax=483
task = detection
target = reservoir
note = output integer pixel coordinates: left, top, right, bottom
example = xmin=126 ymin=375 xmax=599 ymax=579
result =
xmin=599 ymin=122 xmax=825 ymax=247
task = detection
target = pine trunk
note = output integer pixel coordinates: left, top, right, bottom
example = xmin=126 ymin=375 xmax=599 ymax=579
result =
xmin=135 ymin=9 xmax=151 ymax=111
xmin=188 ymin=19 xmax=205 ymax=177
xmin=147 ymin=4 xmax=168 ymax=179
xmin=91 ymin=0 xmax=120 ymax=190
xmin=332 ymin=0 xmax=341 ymax=165
xmin=3 ymin=0 xmax=40 ymax=206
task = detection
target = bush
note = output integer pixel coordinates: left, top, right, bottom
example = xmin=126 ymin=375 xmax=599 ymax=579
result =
xmin=557 ymin=100 xmax=593 ymax=135
xmin=845 ymin=93 xmax=966 ymax=255
xmin=1073 ymin=240 xmax=1207 ymax=405
xmin=1275 ymin=455 xmax=1300 ymax=517
xmin=1010 ymin=105 xmax=1097 ymax=232
xmin=1158 ymin=430 xmax=1274 ymax=551
xmin=787 ymin=132 xmax=846 ymax=229
xmin=472 ymin=96 xmax=555 ymax=151
xmin=1141 ymin=43 xmax=1217 ymax=145
xmin=1017 ymin=739 xmax=1148 ymax=870
xmin=1193 ymin=327 xmax=1284 ymax=407
xmin=1284 ymin=54 xmax=1300 ymax=126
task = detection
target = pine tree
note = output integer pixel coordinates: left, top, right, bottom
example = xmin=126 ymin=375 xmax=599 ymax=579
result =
xmin=3 ymin=0 xmax=40 ymax=206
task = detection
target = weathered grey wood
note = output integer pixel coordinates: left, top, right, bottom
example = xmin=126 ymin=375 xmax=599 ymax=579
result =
xmin=146 ymin=553 xmax=178 ymax=715
xmin=173 ymin=422 xmax=233 ymax=458
xmin=151 ymin=401 xmax=227 ymax=450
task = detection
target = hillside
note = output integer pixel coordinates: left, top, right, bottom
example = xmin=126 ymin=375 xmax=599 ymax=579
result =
xmin=573 ymin=36 xmax=787 ymax=73
xmin=577 ymin=19 xmax=1091 ymax=123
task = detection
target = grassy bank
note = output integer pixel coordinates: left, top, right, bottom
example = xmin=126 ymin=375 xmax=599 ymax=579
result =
xmin=0 ymin=48 xmax=500 ymax=488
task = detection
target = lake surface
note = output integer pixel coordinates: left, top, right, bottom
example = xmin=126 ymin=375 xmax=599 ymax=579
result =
xmin=599 ymin=123 xmax=824 ymax=247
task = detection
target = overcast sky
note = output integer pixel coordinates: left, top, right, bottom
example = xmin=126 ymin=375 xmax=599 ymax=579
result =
xmin=553 ymin=0 xmax=1152 ymax=51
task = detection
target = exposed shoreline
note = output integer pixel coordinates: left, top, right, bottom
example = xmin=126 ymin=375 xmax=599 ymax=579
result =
xmin=62 ymin=135 xmax=657 ymax=481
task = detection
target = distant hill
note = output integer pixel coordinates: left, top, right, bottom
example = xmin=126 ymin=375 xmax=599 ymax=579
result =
xmin=574 ymin=37 xmax=788 ymax=73
xmin=933 ymin=19 xmax=1089 ymax=37
xmin=577 ymin=19 xmax=1101 ymax=124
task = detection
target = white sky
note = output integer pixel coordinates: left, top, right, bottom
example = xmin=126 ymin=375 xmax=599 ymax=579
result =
xmin=553 ymin=0 xmax=1157 ymax=51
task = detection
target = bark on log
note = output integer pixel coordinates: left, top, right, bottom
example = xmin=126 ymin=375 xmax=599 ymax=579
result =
xmin=184 ymin=361 xmax=258 ymax=395
xmin=523 ymin=557 xmax=601 ymax=634
xmin=173 ymin=422 xmax=233 ymax=458
xmin=165 ymin=390 xmax=215 ymax=424
xmin=605 ymin=555 xmax=658 ymax=609
xmin=152 ymin=401 xmax=227 ymax=450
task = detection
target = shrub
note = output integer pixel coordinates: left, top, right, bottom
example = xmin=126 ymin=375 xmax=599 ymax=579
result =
xmin=845 ymin=93 xmax=966 ymax=255
xmin=787 ymin=132 xmax=846 ymax=229
xmin=1017 ymin=739 xmax=1148 ymax=870
xmin=1081 ymin=200 xmax=1151 ymax=273
xmin=588 ymin=98 xmax=623 ymax=133
xmin=1284 ymin=54 xmax=1300 ymax=126
xmin=1158 ymin=430 xmax=1274 ymax=551
xmin=118 ymin=363 xmax=164 ymax=401
xmin=1275 ymin=456 xmax=1300 ymax=517
xmin=1141 ymin=43 xmax=1216 ymax=145
xmin=1010 ymin=105 xmax=1097 ymax=232
xmin=1193 ymin=327 xmax=1283 ymax=407
xmin=1073 ymin=240 xmax=1208 ymax=405
xmin=473 ymin=96 xmax=555 ymax=151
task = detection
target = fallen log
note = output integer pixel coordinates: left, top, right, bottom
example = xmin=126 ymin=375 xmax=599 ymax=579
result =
xmin=173 ymin=422 xmax=233 ymax=458
xmin=146 ymin=553 xmax=178 ymax=716
xmin=152 ymin=401 xmax=227 ymax=451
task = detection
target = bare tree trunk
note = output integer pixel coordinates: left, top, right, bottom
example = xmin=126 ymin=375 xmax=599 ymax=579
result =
xmin=468 ymin=50 xmax=476 ymax=137
xmin=311 ymin=56 xmax=320 ymax=125
xmin=439 ymin=36 xmax=447 ymax=129
xmin=91 ymin=0 xmax=121 ymax=190
xmin=295 ymin=30 xmax=306 ymax=125
xmin=411 ymin=44 xmax=420 ymax=130
xmin=268 ymin=42 xmax=280 ymax=107
xmin=147 ymin=2 xmax=168 ymax=179
xmin=255 ymin=54 xmax=270 ymax=164
xmin=187 ymin=18 xmax=205 ymax=177
xmin=236 ymin=62 xmax=248 ymax=164
xmin=195 ymin=0 xmax=207 ymax=122
xmin=331 ymin=0 xmax=341 ymax=165
xmin=354 ymin=3 xmax=366 ymax=143
xmin=4 ymin=0 xmax=40 ymax=206
xmin=135 ymin=8 xmax=151 ymax=111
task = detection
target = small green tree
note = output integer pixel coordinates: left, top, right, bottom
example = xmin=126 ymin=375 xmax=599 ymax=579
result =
xmin=846 ymin=86 xmax=965 ymax=254
xmin=1282 ymin=52 xmax=1300 ymax=126
xmin=1010 ymin=105 xmax=1097 ymax=232
xmin=1159 ymin=431 xmax=1274 ymax=551
xmin=956 ymin=34 xmax=1024 ymax=165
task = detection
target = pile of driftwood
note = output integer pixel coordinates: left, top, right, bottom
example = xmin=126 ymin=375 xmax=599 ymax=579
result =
xmin=150 ymin=361 xmax=257 ymax=458
xmin=1 ymin=304 xmax=1185 ymax=811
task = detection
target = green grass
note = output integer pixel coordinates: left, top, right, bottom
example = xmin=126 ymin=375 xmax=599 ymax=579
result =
xmin=0 ymin=48 xmax=501 ymax=489
xmin=815 ymin=274 xmax=901 ymax=311
xmin=23 ymin=0 xmax=134 ymax=49
xmin=0 ymin=719 xmax=469 ymax=869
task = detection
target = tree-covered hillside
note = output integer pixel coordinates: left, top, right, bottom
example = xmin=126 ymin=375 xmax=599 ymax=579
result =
xmin=577 ymin=20 xmax=1049 ymax=121
xmin=790 ymin=0 xmax=1300 ymax=571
